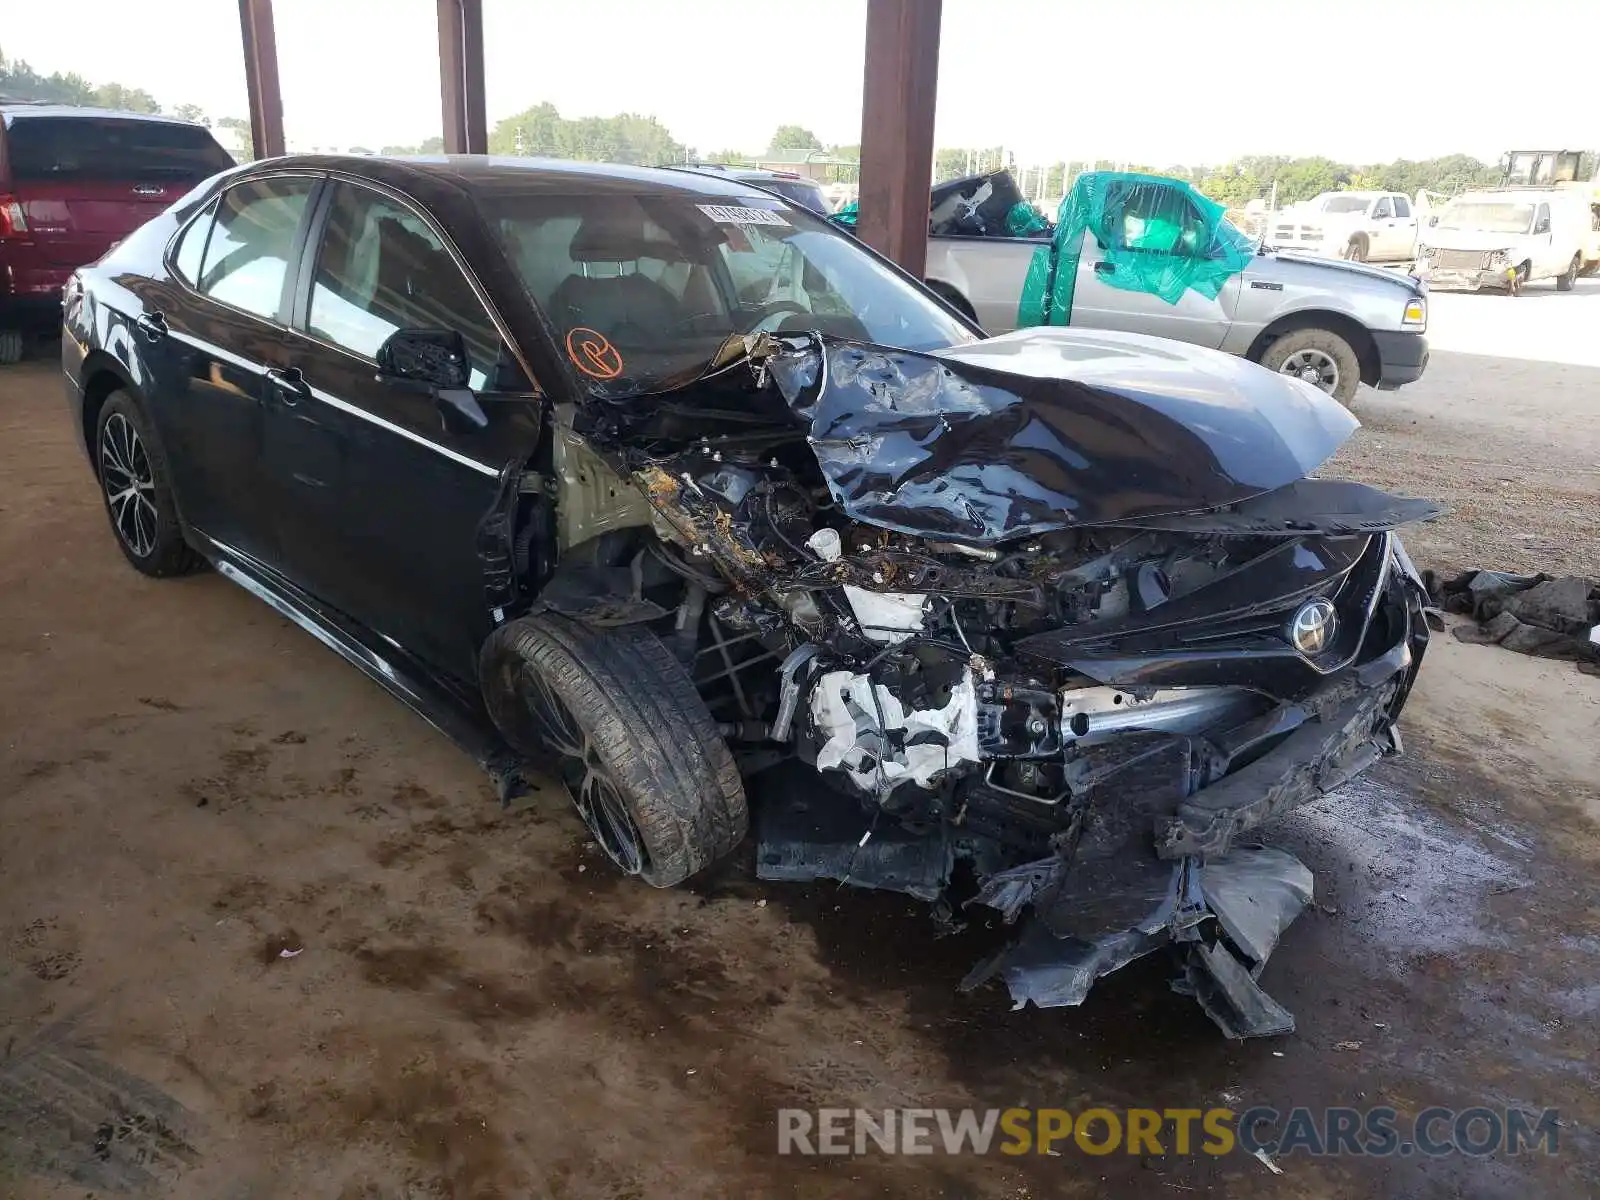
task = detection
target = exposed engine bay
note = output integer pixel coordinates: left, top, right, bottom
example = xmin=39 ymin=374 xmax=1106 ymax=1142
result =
xmin=530 ymin=327 xmax=1438 ymax=1038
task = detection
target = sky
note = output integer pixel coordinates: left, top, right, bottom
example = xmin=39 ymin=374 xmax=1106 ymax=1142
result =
xmin=4 ymin=0 xmax=1597 ymax=166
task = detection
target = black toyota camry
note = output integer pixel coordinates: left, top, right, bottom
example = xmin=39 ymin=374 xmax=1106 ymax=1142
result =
xmin=62 ymin=155 xmax=1437 ymax=1037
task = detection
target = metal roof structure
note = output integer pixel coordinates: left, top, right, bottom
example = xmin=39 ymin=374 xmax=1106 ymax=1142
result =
xmin=233 ymin=0 xmax=941 ymax=273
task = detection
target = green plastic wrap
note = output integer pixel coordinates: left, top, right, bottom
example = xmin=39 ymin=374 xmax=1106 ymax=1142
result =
xmin=1004 ymin=201 xmax=1050 ymax=238
xmin=1018 ymin=171 xmax=1253 ymax=328
xmin=831 ymin=200 xmax=859 ymax=228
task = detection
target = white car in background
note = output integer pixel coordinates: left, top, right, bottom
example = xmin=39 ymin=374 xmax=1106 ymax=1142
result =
xmin=1271 ymin=191 xmax=1419 ymax=264
xmin=1415 ymin=189 xmax=1591 ymax=294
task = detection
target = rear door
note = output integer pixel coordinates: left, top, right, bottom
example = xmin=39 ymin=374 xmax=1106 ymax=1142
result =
xmin=266 ymin=178 xmax=541 ymax=681
xmin=1 ymin=114 xmax=234 ymax=274
xmin=150 ymin=174 xmax=321 ymax=568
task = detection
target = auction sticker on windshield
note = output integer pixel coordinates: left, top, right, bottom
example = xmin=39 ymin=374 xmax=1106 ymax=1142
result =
xmin=697 ymin=204 xmax=791 ymax=227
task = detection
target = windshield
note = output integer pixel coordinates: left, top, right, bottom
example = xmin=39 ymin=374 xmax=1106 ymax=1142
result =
xmin=483 ymin=190 xmax=977 ymax=395
xmin=1436 ymin=201 xmax=1535 ymax=234
xmin=1313 ymin=195 xmax=1371 ymax=214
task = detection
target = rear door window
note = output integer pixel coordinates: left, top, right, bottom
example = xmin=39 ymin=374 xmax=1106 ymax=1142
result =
xmin=197 ymin=177 xmax=317 ymax=321
xmin=1392 ymin=195 xmax=1411 ymax=218
xmin=3 ymin=117 xmax=234 ymax=183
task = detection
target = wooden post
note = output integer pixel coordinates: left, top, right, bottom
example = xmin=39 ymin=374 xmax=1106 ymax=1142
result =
xmin=857 ymin=0 xmax=942 ymax=275
xmin=437 ymin=0 xmax=487 ymax=155
xmin=237 ymin=0 xmax=286 ymax=159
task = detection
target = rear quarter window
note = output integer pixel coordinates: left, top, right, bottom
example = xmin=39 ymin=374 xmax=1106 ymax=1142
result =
xmin=3 ymin=117 xmax=235 ymax=183
xmin=170 ymin=197 xmax=219 ymax=286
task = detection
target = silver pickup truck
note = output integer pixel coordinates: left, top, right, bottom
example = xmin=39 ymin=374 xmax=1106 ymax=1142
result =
xmin=922 ymin=172 xmax=1430 ymax=405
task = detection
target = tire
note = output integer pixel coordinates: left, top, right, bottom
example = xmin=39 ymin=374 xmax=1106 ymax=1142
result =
xmin=1507 ymin=263 xmax=1529 ymax=296
xmin=1342 ymin=235 xmax=1368 ymax=263
xmin=924 ymin=279 xmax=979 ymax=324
xmin=1556 ymin=254 xmax=1580 ymax=291
xmin=0 ymin=329 xmax=22 ymax=365
xmin=94 ymin=391 xmax=205 ymax=577
xmin=480 ymin=613 xmax=747 ymax=887
xmin=1260 ymin=327 xmax=1361 ymax=405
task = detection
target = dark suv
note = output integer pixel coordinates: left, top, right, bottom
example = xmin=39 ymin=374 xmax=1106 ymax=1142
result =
xmin=0 ymin=104 xmax=233 ymax=363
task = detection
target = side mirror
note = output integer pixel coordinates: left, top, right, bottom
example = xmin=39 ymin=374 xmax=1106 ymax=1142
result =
xmin=376 ymin=327 xmax=470 ymax=389
xmin=1428 ymin=215 xmax=1439 ymax=226
xmin=375 ymin=327 xmax=487 ymax=434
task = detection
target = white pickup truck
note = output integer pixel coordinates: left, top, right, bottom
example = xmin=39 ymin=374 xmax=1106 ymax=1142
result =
xmin=1268 ymin=191 xmax=1419 ymax=264
xmin=921 ymin=172 xmax=1431 ymax=405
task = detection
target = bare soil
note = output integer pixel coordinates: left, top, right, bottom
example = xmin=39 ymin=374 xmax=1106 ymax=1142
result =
xmin=1 ymin=341 xmax=1597 ymax=1199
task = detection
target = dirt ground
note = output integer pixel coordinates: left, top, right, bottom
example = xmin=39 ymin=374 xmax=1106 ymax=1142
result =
xmin=2 ymin=287 xmax=1598 ymax=1199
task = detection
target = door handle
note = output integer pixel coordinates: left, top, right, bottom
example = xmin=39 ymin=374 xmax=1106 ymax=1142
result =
xmin=1094 ymin=261 xmax=1116 ymax=275
xmin=265 ymin=366 xmax=309 ymax=405
xmin=135 ymin=312 xmax=168 ymax=343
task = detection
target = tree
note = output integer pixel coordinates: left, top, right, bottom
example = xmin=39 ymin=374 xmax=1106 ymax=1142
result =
xmin=88 ymin=81 xmax=160 ymax=114
xmin=172 ymin=103 xmax=210 ymax=127
xmin=1 ymin=46 xmax=158 ymax=113
xmin=214 ymin=116 xmax=253 ymax=161
xmin=1272 ymin=157 xmax=1345 ymax=203
xmin=488 ymin=103 xmax=685 ymax=165
xmin=768 ymin=125 xmax=821 ymax=153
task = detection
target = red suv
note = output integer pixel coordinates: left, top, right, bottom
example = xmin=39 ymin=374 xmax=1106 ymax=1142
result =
xmin=0 ymin=104 xmax=234 ymax=363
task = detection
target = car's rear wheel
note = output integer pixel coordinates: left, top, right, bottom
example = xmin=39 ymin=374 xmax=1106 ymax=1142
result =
xmin=95 ymin=391 xmax=204 ymax=577
xmin=0 ymin=329 xmax=23 ymax=366
xmin=1556 ymin=254 xmax=1580 ymax=291
xmin=1261 ymin=328 xmax=1361 ymax=405
xmin=480 ymin=613 xmax=747 ymax=887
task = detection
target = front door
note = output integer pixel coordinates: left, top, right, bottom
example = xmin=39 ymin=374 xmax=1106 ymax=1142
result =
xmin=1063 ymin=179 xmax=1238 ymax=348
xmin=262 ymin=180 xmax=542 ymax=682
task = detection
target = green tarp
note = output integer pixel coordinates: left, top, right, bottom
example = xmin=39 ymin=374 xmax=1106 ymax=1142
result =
xmin=1018 ymin=171 xmax=1253 ymax=328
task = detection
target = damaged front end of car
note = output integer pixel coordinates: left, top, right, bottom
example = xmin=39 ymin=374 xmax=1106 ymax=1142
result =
xmin=568 ymin=327 xmax=1437 ymax=1038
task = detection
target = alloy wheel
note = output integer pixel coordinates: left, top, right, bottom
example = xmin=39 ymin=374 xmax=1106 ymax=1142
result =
xmin=1278 ymin=349 xmax=1340 ymax=394
xmin=100 ymin=413 xmax=159 ymax=558
xmin=520 ymin=665 xmax=648 ymax=874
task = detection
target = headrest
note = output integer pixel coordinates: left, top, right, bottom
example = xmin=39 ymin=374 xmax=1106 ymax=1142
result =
xmin=568 ymin=209 xmax=690 ymax=263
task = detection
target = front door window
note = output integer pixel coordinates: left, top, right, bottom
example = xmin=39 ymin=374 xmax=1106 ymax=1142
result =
xmin=308 ymin=183 xmax=501 ymax=389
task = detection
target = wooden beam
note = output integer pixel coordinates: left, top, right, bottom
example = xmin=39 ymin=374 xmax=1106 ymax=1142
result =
xmin=857 ymin=0 xmax=942 ymax=276
xmin=437 ymin=0 xmax=487 ymax=155
xmin=237 ymin=0 xmax=286 ymax=159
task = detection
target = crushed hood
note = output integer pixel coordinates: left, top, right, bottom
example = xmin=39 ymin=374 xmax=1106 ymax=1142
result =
xmin=761 ymin=328 xmax=1359 ymax=545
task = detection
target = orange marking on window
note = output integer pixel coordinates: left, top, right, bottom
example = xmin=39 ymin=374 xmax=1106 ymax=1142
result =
xmin=565 ymin=327 xmax=624 ymax=379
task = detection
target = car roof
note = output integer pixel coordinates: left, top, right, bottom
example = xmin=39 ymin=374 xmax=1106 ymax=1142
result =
xmin=247 ymin=154 xmax=782 ymax=199
xmin=676 ymin=164 xmax=823 ymax=185
xmin=0 ymin=103 xmax=209 ymax=127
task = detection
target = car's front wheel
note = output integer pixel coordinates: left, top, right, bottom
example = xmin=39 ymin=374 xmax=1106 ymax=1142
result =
xmin=1261 ymin=328 xmax=1361 ymax=405
xmin=95 ymin=391 xmax=203 ymax=577
xmin=480 ymin=613 xmax=748 ymax=887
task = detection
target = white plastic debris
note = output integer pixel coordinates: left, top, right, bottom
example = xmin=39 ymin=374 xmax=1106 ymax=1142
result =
xmin=1253 ymin=1147 xmax=1284 ymax=1175
xmin=278 ymin=947 xmax=303 ymax=959
xmin=1334 ymin=1041 xmax=1362 ymax=1051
